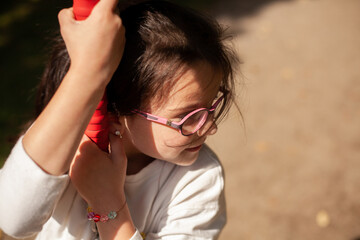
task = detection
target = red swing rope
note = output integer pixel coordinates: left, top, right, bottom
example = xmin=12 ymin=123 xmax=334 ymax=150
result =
xmin=73 ymin=0 xmax=110 ymax=152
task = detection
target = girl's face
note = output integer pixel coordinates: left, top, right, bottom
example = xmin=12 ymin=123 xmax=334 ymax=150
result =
xmin=122 ymin=61 xmax=222 ymax=167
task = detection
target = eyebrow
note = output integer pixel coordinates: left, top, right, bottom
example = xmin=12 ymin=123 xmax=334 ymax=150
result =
xmin=168 ymin=103 xmax=202 ymax=113
xmin=167 ymin=92 xmax=219 ymax=113
xmin=168 ymin=98 xmax=216 ymax=113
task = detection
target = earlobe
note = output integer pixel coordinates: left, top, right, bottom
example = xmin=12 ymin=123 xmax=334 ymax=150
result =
xmin=117 ymin=115 xmax=126 ymax=136
xmin=108 ymin=113 xmax=126 ymax=137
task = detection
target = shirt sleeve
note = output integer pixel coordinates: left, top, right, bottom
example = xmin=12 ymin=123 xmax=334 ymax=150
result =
xmin=130 ymin=229 xmax=145 ymax=240
xmin=146 ymin=147 xmax=227 ymax=240
xmin=0 ymin=136 xmax=70 ymax=238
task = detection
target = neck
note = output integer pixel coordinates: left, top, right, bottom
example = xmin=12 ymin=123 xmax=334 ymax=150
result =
xmin=126 ymin=153 xmax=154 ymax=175
xmin=123 ymin=138 xmax=154 ymax=175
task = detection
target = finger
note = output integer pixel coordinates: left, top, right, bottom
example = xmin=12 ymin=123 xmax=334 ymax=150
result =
xmin=58 ymin=8 xmax=76 ymax=26
xmin=76 ymin=134 xmax=99 ymax=157
xmin=73 ymin=134 xmax=89 ymax=156
xmin=109 ymin=133 xmax=127 ymax=166
xmin=70 ymin=134 xmax=94 ymax=175
xmin=80 ymin=134 xmax=91 ymax=145
xmin=108 ymin=113 xmax=123 ymax=138
xmin=95 ymin=0 xmax=119 ymax=12
xmin=109 ymin=122 xmax=122 ymax=136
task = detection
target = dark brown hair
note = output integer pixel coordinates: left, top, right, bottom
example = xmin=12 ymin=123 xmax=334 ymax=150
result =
xmin=36 ymin=0 xmax=239 ymax=123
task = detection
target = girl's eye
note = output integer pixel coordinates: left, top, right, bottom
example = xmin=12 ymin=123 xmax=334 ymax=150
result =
xmin=172 ymin=115 xmax=185 ymax=122
xmin=171 ymin=112 xmax=190 ymax=122
xmin=172 ymin=117 xmax=182 ymax=122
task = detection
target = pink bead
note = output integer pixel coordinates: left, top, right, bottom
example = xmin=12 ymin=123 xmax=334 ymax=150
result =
xmin=100 ymin=215 xmax=109 ymax=223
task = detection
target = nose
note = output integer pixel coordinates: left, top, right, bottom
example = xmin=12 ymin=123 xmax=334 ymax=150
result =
xmin=208 ymin=123 xmax=218 ymax=135
xmin=197 ymin=120 xmax=218 ymax=137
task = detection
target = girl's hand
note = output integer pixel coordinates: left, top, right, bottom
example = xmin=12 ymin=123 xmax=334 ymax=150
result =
xmin=58 ymin=0 xmax=125 ymax=86
xmin=69 ymin=121 xmax=127 ymax=211
xmin=70 ymin=120 xmax=136 ymax=238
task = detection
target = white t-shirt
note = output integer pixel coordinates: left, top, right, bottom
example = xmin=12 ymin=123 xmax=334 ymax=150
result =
xmin=0 ymin=137 xmax=226 ymax=239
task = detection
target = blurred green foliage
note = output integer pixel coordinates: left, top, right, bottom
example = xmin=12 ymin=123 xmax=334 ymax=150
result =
xmin=0 ymin=0 xmax=65 ymax=167
xmin=0 ymin=0 xmax=215 ymax=167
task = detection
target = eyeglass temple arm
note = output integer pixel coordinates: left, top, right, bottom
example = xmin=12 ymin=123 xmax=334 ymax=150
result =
xmin=210 ymin=95 xmax=224 ymax=111
xmin=132 ymin=110 xmax=180 ymax=128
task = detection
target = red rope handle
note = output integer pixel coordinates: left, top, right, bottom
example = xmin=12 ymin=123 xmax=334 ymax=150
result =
xmin=73 ymin=0 xmax=99 ymax=20
xmin=73 ymin=0 xmax=110 ymax=152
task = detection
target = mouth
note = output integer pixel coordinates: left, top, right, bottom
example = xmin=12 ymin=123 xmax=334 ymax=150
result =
xmin=185 ymin=144 xmax=203 ymax=152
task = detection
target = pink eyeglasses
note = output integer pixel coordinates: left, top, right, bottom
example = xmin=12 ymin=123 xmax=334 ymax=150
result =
xmin=132 ymin=95 xmax=225 ymax=136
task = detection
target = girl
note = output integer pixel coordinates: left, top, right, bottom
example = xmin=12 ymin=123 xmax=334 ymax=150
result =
xmin=0 ymin=0 xmax=238 ymax=239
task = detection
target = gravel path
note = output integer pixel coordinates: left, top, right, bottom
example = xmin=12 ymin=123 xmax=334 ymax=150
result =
xmin=207 ymin=0 xmax=360 ymax=239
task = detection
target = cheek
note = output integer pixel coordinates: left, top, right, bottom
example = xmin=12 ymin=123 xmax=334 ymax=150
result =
xmin=125 ymin=117 xmax=157 ymax=153
xmin=125 ymin=117 xmax=193 ymax=159
xmin=152 ymin=126 xmax=199 ymax=165
xmin=150 ymin=124 xmax=192 ymax=154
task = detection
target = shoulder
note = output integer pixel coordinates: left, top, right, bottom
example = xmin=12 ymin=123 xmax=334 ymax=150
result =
xmin=178 ymin=143 xmax=224 ymax=184
xmin=147 ymin=145 xmax=226 ymax=238
xmin=193 ymin=144 xmax=224 ymax=173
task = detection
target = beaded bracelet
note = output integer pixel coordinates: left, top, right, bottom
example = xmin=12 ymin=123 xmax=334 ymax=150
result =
xmin=87 ymin=201 xmax=126 ymax=223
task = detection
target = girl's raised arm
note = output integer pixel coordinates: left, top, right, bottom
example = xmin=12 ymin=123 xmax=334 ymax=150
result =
xmin=23 ymin=0 xmax=125 ymax=176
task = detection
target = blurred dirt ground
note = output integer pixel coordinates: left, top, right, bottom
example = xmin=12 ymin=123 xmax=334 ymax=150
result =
xmin=1 ymin=0 xmax=360 ymax=239
xmin=206 ymin=0 xmax=360 ymax=239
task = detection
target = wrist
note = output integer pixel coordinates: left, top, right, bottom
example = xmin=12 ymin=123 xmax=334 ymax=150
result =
xmin=87 ymin=194 xmax=126 ymax=215
xmin=67 ymin=64 xmax=112 ymax=91
xmin=88 ymin=199 xmax=136 ymax=239
xmin=87 ymin=200 xmax=126 ymax=223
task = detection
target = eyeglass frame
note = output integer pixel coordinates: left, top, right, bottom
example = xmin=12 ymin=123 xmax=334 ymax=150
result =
xmin=132 ymin=94 xmax=225 ymax=136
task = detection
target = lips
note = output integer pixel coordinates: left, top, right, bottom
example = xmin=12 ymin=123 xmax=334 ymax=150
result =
xmin=185 ymin=144 xmax=203 ymax=152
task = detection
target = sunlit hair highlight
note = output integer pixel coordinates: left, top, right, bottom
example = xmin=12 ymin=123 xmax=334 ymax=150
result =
xmin=35 ymin=0 xmax=240 ymax=128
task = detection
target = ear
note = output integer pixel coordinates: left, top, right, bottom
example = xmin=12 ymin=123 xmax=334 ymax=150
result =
xmin=117 ymin=115 xmax=126 ymax=135
xmin=108 ymin=113 xmax=125 ymax=136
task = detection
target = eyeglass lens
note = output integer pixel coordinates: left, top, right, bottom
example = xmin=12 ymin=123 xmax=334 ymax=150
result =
xmin=182 ymin=110 xmax=209 ymax=135
xmin=181 ymin=96 xmax=224 ymax=135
